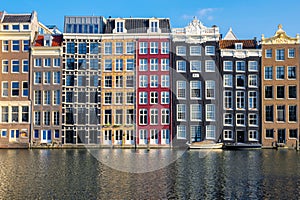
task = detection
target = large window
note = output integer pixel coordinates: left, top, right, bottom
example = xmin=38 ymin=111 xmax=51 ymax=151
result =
xmin=67 ymin=42 xmax=75 ymax=54
xmin=12 ymin=40 xmax=20 ymax=51
xmin=150 ymin=75 xmax=158 ymax=88
xmin=34 ymin=91 xmax=41 ymax=105
xmin=115 ymin=76 xmax=123 ymax=88
xmin=288 ymin=66 xmax=296 ymax=79
xmin=206 ymin=104 xmax=215 ymax=121
xmin=205 ymin=46 xmax=215 ymax=55
xmin=205 ymin=80 xmax=215 ymax=99
xmin=2 ymin=82 xmax=8 ymax=97
xmin=191 ymin=104 xmax=202 ymax=121
xmin=177 ymin=81 xmax=186 ymax=99
xmin=288 ymin=85 xmax=296 ymax=99
xmin=248 ymin=75 xmax=258 ymax=87
xmin=177 ymin=60 xmax=186 ymax=72
xmin=1 ymin=106 xmax=8 ymax=122
xmin=115 ymin=59 xmax=123 ymax=71
xmin=265 ymin=86 xmax=273 ymax=99
xmin=266 ymin=129 xmax=274 ymax=138
xmin=126 ymin=42 xmax=134 ymax=54
xmin=276 ymin=66 xmax=285 ymax=79
xmin=43 ymin=91 xmax=51 ymax=105
xmin=34 ymin=111 xmax=41 ymax=125
xmin=190 ymin=81 xmax=201 ymax=99
xmin=104 ymin=59 xmax=112 ymax=71
xmin=90 ymin=43 xmax=99 ymax=54
xmin=150 ymin=42 xmax=158 ymax=54
xmin=53 ymin=111 xmax=59 ymax=126
xmin=249 ymin=114 xmax=258 ymax=126
xmin=161 ymin=42 xmax=169 ymax=54
xmin=150 ymin=92 xmax=158 ymax=104
xmin=104 ymin=76 xmax=112 ymax=88
xmin=249 ymin=131 xmax=258 ymax=141
xmin=249 ymin=91 xmax=257 ymax=109
xmin=43 ymin=72 xmax=51 ymax=84
xmin=191 ymin=126 xmax=201 ymax=142
xmin=78 ymin=43 xmax=87 ymax=54
xmin=2 ymin=40 xmax=8 ymax=52
xmin=264 ymin=66 xmax=273 ymax=80
xmin=104 ymin=92 xmax=112 ymax=105
xmin=236 ymin=75 xmax=245 ymax=88
xmin=224 ymin=130 xmax=233 ymax=140
xmin=289 ymin=105 xmax=297 ymax=122
xmin=224 ymin=113 xmax=233 ymax=126
xmin=115 ymin=92 xmax=123 ymax=105
xmin=126 ymin=109 xmax=134 ymax=125
xmin=190 ymin=60 xmax=201 ymax=72
xmin=115 ymin=42 xmax=123 ymax=54
xmin=115 ymin=110 xmax=123 ymax=125
xmin=139 ymin=59 xmax=148 ymax=71
xmin=236 ymin=113 xmax=245 ymax=126
xmin=265 ymin=105 xmax=274 ymax=122
xmin=150 ymin=109 xmax=158 ymax=125
xmin=161 ymin=109 xmax=170 ymax=125
xmin=190 ymin=46 xmax=201 ymax=56
xmin=12 ymin=60 xmax=19 ymax=73
xmin=224 ymin=61 xmax=233 ymax=71
xmin=150 ymin=59 xmax=158 ymax=71
xmin=11 ymin=82 xmax=19 ymax=96
xmin=277 ymin=86 xmax=285 ymax=99
xmin=236 ymin=61 xmax=245 ymax=72
xmin=2 ymin=60 xmax=8 ymax=73
xmin=139 ymin=109 xmax=148 ymax=125
xmin=126 ymin=76 xmax=134 ymax=88
xmin=139 ymin=75 xmax=148 ymax=88
xmin=161 ymin=59 xmax=169 ymax=71
xmin=205 ymin=60 xmax=215 ymax=72
xmin=22 ymin=60 xmax=29 ymax=72
xmin=249 ymin=61 xmax=258 ymax=71
xmin=139 ymin=42 xmax=148 ymax=54
xmin=288 ymin=48 xmax=295 ymax=58
xmin=126 ymin=59 xmax=134 ymax=71
xmin=289 ymin=129 xmax=298 ymax=139
xmin=177 ymin=125 xmax=186 ymax=139
xmin=206 ymin=125 xmax=215 ymax=139
xmin=276 ymin=49 xmax=285 ymax=61
xmin=236 ymin=91 xmax=245 ymax=109
xmin=43 ymin=111 xmax=50 ymax=126
xmin=22 ymin=82 xmax=28 ymax=97
xmin=104 ymin=110 xmax=112 ymax=125
xmin=161 ymin=92 xmax=170 ymax=104
xmin=161 ymin=75 xmax=169 ymax=88
xmin=104 ymin=42 xmax=112 ymax=55
xmin=139 ymin=92 xmax=147 ymax=104
xmin=12 ymin=106 xmax=19 ymax=122
xmin=224 ymin=74 xmax=233 ymax=87
xmin=277 ymin=105 xmax=285 ymax=122
xmin=265 ymin=49 xmax=272 ymax=58
xmin=176 ymin=46 xmax=186 ymax=56
xmin=224 ymin=91 xmax=233 ymax=109
xmin=116 ymin=21 xmax=124 ymax=33
xmin=177 ymin=104 xmax=186 ymax=121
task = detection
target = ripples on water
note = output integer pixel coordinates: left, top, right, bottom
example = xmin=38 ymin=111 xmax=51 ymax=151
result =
xmin=0 ymin=149 xmax=299 ymax=199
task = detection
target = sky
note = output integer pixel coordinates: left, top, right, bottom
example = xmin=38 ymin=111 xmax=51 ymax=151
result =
xmin=1 ymin=0 xmax=300 ymax=39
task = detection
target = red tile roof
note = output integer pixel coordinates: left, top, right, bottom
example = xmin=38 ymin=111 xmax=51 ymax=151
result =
xmin=34 ymin=35 xmax=63 ymax=47
xmin=220 ymin=40 xmax=257 ymax=49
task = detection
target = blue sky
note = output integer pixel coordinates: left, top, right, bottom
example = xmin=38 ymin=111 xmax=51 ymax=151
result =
xmin=2 ymin=0 xmax=300 ymax=39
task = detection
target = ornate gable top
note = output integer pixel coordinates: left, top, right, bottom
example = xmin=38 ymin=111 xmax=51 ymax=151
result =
xmin=262 ymin=24 xmax=300 ymax=44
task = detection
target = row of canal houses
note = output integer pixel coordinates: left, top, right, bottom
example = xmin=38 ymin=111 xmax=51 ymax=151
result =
xmin=0 ymin=11 xmax=299 ymax=149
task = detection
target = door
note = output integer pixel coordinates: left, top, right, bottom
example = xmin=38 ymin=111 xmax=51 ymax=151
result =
xmin=237 ymin=131 xmax=245 ymax=143
xmin=150 ymin=130 xmax=159 ymax=144
xmin=42 ymin=130 xmax=51 ymax=143
xmin=125 ymin=130 xmax=134 ymax=145
xmin=139 ymin=130 xmax=148 ymax=145
xmin=114 ymin=130 xmax=123 ymax=145
xmin=103 ymin=130 xmax=112 ymax=145
xmin=9 ymin=130 xmax=19 ymax=142
xmin=278 ymin=129 xmax=286 ymax=144
xmin=161 ymin=129 xmax=170 ymax=144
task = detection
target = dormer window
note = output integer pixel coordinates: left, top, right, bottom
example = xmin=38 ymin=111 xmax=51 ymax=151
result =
xmin=114 ymin=19 xmax=127 ymax=33
xmin=44 ymin=35 xmax=52 ymax=47
xmin=3 ymin=25 xmax=9 ymax=30
xmin=235 ymin=43 xmax=243 ymax=50
xmin=150 ymin=21 xmax=158 ymax=32
xmin=116 ymin=21 xmax=124 ymax=33
xmin=12 ymin=24 xmax=19 ymax=31
xmin=23 ymin=24 xmax=29 ymax=30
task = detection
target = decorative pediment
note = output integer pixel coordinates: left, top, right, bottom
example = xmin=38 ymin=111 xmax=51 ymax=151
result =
xmin=262 ymin=24 xmax=300 ymax=44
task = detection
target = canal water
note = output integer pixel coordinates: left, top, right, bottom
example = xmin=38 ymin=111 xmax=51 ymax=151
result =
xmin=0 ymin=149 xmax=299 ymax=199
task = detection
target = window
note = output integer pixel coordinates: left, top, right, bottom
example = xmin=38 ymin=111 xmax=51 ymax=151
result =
xmin=276 ymin=49 xmax=285 ymax=61
xmin=43 ymin=72 xmax=51 ymax=84
xmin=53 ymin=72 xmax=60 ymax=84
xmin=150 ymin=42 xmax=158 ymax=54
xmin=126 ymin=42 xmax=134 ymax=54
xmin=90 ymin=59 xmax=98 ymax=70
xmin=23 ymin=40 xmax=29 ymax=52
xmin=104 ymin=92 xmax=112 ymax=105
xmin=249 ymin=114 xmax=258 ymax=126
xmin=150 ymin=92 xmax=158 ymax=104
xmin=104 ymin=42 xmax=112 ymax=55
xmin=224 ymin=130 xmax=233 ymax=140
xmin=205 ymin=60 xmax=215 ymax=72
xmin=265 ymin=105 xmax=274 ymax=122
xmin=289 ymin=105 xmax=297 ymax=122
xmin=265 ymin=66 xmax=273 ymax=80
xmin=190 ymin=81 xmax=201 ymax=99
xmin=161 ymin=92 xmax=170 ymax=104
xmin=161 ymin=109 xmax=170 ymax=125
xmin=90 ymin=43 xmax=99 ymax=54
xmin=224 ymin=74 xmax=233 ymax=87
xmin=236 ymin=91 xmax=245 ymax=109
xmin=34 ymin=91 xmax=42 ymax=105
xmin=249 ymin=75 xmax=258 ymax=87
xmin=266 ymin=129 xmax=274 ymax=138
xmin=126 ymin=59 xmax=134 ymax=71
xmin=249 ymin=61 xmax=258 ymax=71
xmin=126 ymin=109 xmax=134 ymax=125
xmin=224 ymin=91 xmax=233 ymax=109
xmin=150 ymin=21 xmax=159 ymax=32
xmin=206 ymin=104 xmax=215 ymax=121
xmin=191 ymin=104 xmax=202 ymax=121
xmin=288 ymin=66 xmax=296 ymax=79
xmin=190 ymin=60 xmax=201 ymax=72
xmin=236 ymin=61 xmax=245 ymax=72
xmin=2 ymin=60 xmax=8 ymax=73
xmin=12 ymin=106 xmax=19 ymax=122
xmin=115 ymin=92 xmax=123 ymax=105
xmin=277 ymin=105 xmax=285 ymax=122
xmin=53 ymin=111 xmax=59 ymax=126
xmin=66 ymin=42 xmax=75 ymax=54
xmin=206 ymin=125 xmax=216 ymax=139
xmin=104 ymin=76 xmax=112 ymax=88
xmin=139 ymin=109 xmax=148 ymax=125
xmin=177 ymin=104 xmax=186 ymax=121
xmin=78 ymin=43 xmax=87 ymax=54
xmin=276 ymin=66 xmax=284 ymax=79
xmin=161 ymin=75 xmax=169 ymax=88
xmin=236 ymin=75 xmax=245 ymax=88
xmin=66 ymin=75 xmax=74 ymax=86
xmin=34 ymin=111 xmax=41 ymax=125
xmin=288 ymin=48 xmax=295 ymax=58
xmin=224 ymin=113 xmax=233 ymax=126
xmin=277 ymin=86 xmax=285 ymax=99
xmin=177 ymin=60 xmax=186 ymax=72
xmin=66 ymin=58 xmax=75 ymax=70
xmin=12 ymin=60 xmax=19 ymax=73
xmin=1 ymin=106 xmax=8 ymax=122
xmin=2 ymin=82 xmax=8 ymax=97
xmin=161 ymin=42 xmax=169 ymax=54
xmin=126 ymin=76 xmax=134 ymax=88
xmin=22 ymin=60 xmax=29 ymax=72
xmin=287 ymin=86 xmax=296 ymax=99
xmin=139 ymin=130 xmax=148 ymax=141
xmin=177 ymin=81 xmax=186 ymax=99
xmin=265 ymin=86 xmax=273 ymax=99
xmin=11 ymin=82 xmax=19 ymax=96
xmin=150 ymin=59 xmax=158 ymax=71
xmin=12 ymin=40 xmax=20 ymax=51
xmin=249 ymin=131 xmax=258 ymax=141
xmin=126 ymin=92 xmax=134 ymax=104
xmin=150 ymin=75 xmax=158 ymax=88
xmin=150 ymin=109 xmax=158 ymax=125
xmin=176 ymin=46 xmax=186 ymax=55
xmin=266 ymin=49 xmax=272 ymax=58
xmin=224 ymin=61 xmax=233 ymax=71
xmin=205 ymin=46 xmax=215 ymax=55
xmin=289 ymin=129 xmax=298 ymax=138
xmin=54 ymin=130 xmax=60 ymax=139
xmin=22 ymin=82 xmax=28 ymax=97
xmin=44 ymin=111 xmax=50 ymax=126
xmin=66 ymin=92 xmax=73 ymax=103
xmin=12 ymin=24 xmax=19 ymax=30
xmin=139 ymin=59 xmax=148 ymax=71
xmin=139 ymin=42 xmax=148 ymax=54
xmin=190 ymin=46 xmax=201 ymax=55
xmin=115 ymin=42 xmax=123 ymax=54
xmin=161 ymin=59 xmax=169 ymax=71
xmin=205 ymin=80 xmax=215 ymax=99
xmin=139 ymin=75 xmax=148 ymax=88
xmin=115 ymin=59 xmax=123 ymax=71
xmin=2 ymin=40 xmax=8 ymax=52
xmin=235 ymin=43 xmax=243 ymax=49
xmin=43 ymin=91 xmax=51 ymax=105
xmin=139 ymin=92 xmax=148 ymax=104
xmin=104 ymin=110 xmax=112 ymax=125
xmin=236 ymin=113 xmax=245 ymax=126
xmin=53 ymin=90 xmax=60 ymax=105
xmin=115 ymin=76 xmax=123 ymax=88
xmin=249 ymin=91 xmax=257 ymax=109
xmin=177 ymin=125 xmax=186 ymax=139
xmin=116 ymin=21 xmax=124 ymax=33
xmin=3 ymin=25 xmax=8 ymax=30
xmin=191 ymin=126 xmax=201 ymax=142
xmin=104 ymin=59 xmax=112 ymax=71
